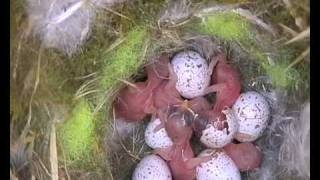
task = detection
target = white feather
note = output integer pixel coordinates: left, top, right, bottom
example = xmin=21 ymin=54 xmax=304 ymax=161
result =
xmin=26 ymin=0 xmax=126 ymax=56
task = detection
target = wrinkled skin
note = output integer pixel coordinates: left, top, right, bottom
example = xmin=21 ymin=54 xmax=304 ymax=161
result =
xmin=188 ymin=96 xmax=212 ymax=113
xmin=208 ymin=53 xmax=242 ymax=120
xmin=223 ymin=142 xmax=263 ymax=171
xmin=114 ymin=54 xmax=171 ymax=122
xmin=114 ymin=82 xmax=153 ymax=122
xmin=192 ymin=53 xmax=241 ymax=134
xmin=154 ymin=106 xmax=211 ymax=180
xmin=114 ymin=52 xmax=219 ymax=122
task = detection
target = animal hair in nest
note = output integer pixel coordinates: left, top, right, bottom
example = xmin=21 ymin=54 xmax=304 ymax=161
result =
xmin=105 ymin=117 xmax=152 ymax=180
xmin=158 ymin=0 xmax=192 ymax=26
xmin=279 ymin=102 xmax=310 ymax=179
xmin=26 ymin=0 xmax=127 ymax=56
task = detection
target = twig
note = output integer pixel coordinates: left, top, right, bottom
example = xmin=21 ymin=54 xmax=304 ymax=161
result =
xmin=61 ymin=147 xmax=71 ymax=180
xmin=49 ymin=123 xmax=59 ymax=180
xmin=104 ymin=37 xmax=126 ymax=55
xmin=74 ymin=72 xmax=98 ymax=80
xmin=19 ymin=46 xmax=43 ymax=143
xmin=284 ymin=27 xmax=310 ymax=45
xmin=285 ymin=47 xmax=310 ymax=71
xmin=279 ymin=23 xmax=298 ymax=36
xmin=33 ymin=151 xmax=52 ymax=178
xmin=75 ymin=89 xmax=101 ymax=100
xmin=102 ymin=6 xmax=133 ymax=23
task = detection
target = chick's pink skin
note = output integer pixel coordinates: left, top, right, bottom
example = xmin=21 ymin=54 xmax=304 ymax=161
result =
xmin=114 ymin=54 xmax=171 ymax=122
xmin=223 ymin=142 xmax=263 ymax=171
xmin=208 ymin=53 xmax=242 ymax=121
xmin=191 ymin=53 xmax=241 ymax=135
xmin=188 ymin=97 xmax=212 ymax=113
xmin=154 ymin=107 xmax=211 ymax=180
xmin=114 ymin=82 xmax=153 ymax=122
xmin=152 ymin=63 xmax=183 ymax=113
xmin=145 ymin=54 xmax=171 ymax=89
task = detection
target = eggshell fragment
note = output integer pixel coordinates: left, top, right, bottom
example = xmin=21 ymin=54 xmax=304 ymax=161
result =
xmin=171 ymin=50 xmax=211 ymax=99
xmin=232 ymin=91 xmax=270 ymax=142
xmin=145 ymin=118 xmax=173 ymax=149
xmin=200 ymin=108 xmax=239 ymax=148
xmin=132 ymin=154 xmax=172 ymax=180
xmin=196 ymin=149 xmax=241 ymax=180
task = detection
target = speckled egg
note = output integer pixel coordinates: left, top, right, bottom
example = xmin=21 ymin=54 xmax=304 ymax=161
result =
xmin=132 ymin=154 xmax=172 ymax=180
xmin=232 ymin=91 xmax=270 ymax=142
xmin=171 ymin=50 xmax=211 ymax=99
xmin=196 ymin=149 xmax=241 ymax=180
xmin=200 ymin=108 xmax=239 ymax=148
xmin=145 ymin=118 xmax=173 ymax=149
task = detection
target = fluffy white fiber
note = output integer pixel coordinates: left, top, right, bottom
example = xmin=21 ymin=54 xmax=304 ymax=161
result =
xmin=279 ymin=102 xmax=310 ymax=179
xmin=158 ymin=0 xmax=192 ymax=26
xmin=26 ymin=0 xmax=125 ymax=56
xmin=246 ymin=89 xmax=310 ymax=180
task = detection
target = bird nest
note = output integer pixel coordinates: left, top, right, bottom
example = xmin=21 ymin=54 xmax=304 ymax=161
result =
xmin=10 ymin=0 xmax=309 ymax=179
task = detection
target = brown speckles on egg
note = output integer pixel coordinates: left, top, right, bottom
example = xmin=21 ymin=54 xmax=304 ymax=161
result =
xmin=132 ymin=155 xmax=172 ymax=180
xmin=145 ymin=118 xmax=173 ymax=149
xmin=232 ymin=91 xmax=270 ymax=142
xmin=196 ymin=150 xmax=241 ymax=180
xmin=200 ymin=109 xmax=239 ymax=148
xmin=171 ymin=50 xmax=211 ymax=99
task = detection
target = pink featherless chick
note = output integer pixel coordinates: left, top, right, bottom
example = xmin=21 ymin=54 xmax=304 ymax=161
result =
xmin=154 ymin=106 xmax=211 ymax=180
xmin=223 ymin=142 xmax=263 ymax=171
xmin=191 ymin=52 xmax=241 ymax=135
xmin=113 ymin=54 xmax=171 ymax=122
xmin=207 ymin=52 xmax=242 ymax=121
xmin=152 ymin=60 xmax=213 ymax=119
xmin=152 ymin=64 xmax=183 ymax=112
xmin=199 ymin=53 xmax=241 ymax=124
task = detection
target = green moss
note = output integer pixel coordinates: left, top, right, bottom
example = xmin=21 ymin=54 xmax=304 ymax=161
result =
xmin=263 ymin=63 xmax=291 ymax=88
xmin=57 ymin=99 xmax=97 ymax=164
xmin=250 ymin=47 xmax=300 ymax=89
xmin=100 ymin=26 xmax=150 ymax=90
xmin=193 ymin=12 xmax=252 ymax=41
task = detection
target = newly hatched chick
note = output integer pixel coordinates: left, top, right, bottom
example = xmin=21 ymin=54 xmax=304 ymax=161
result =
xmin=154 ymin=106 xmax=211 ymax=180
xmin=207 ymin=52 xmax=242 ymax=122
xmin=152 ymin=62 xmax=183 ymax=114
xmin=224 ymin=142 xmax=263 ymax=171
xmin=114 ymin=54 xmax=171 ymax=122
xmin=114 ymin=82 xmax=153 ymax=122
xmin=192 ymin=52 xmax=241 ymax=136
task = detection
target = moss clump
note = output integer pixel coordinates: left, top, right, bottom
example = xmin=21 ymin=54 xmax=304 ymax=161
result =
xmin=57 ymin=99 xmax=97 ymax=164
xmin=194 ymin=12 xmax=252 ymax=41
xmin=263 ymin=63 xmax=292 ymax=88
xmin=250 ymin=47 xmax=303 ymax=90
xmin=100 ymin=26 xmax=150 ymax=90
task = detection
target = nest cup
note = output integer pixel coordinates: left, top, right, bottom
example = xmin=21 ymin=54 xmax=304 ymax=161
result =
xmin=106 ymin=9 xmax=309 ymax=180
xmin=10 ymin=0 xmax=309 ymax=179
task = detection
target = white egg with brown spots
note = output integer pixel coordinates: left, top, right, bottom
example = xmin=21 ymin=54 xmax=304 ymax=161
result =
xmin=196 ymin=149 xmax=241 ymax=180
xmin=145 ymin=118 xmax=173 ymax=149
xmin=232 ymin=91 xmax=270 ymax=142
xmin=132 ymin=155 xmax=172 ymax=180
xmin=171 ymin=50 xmax=212 ymax=99
xmin=200 ymin=108 xmax=239 ymax=148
